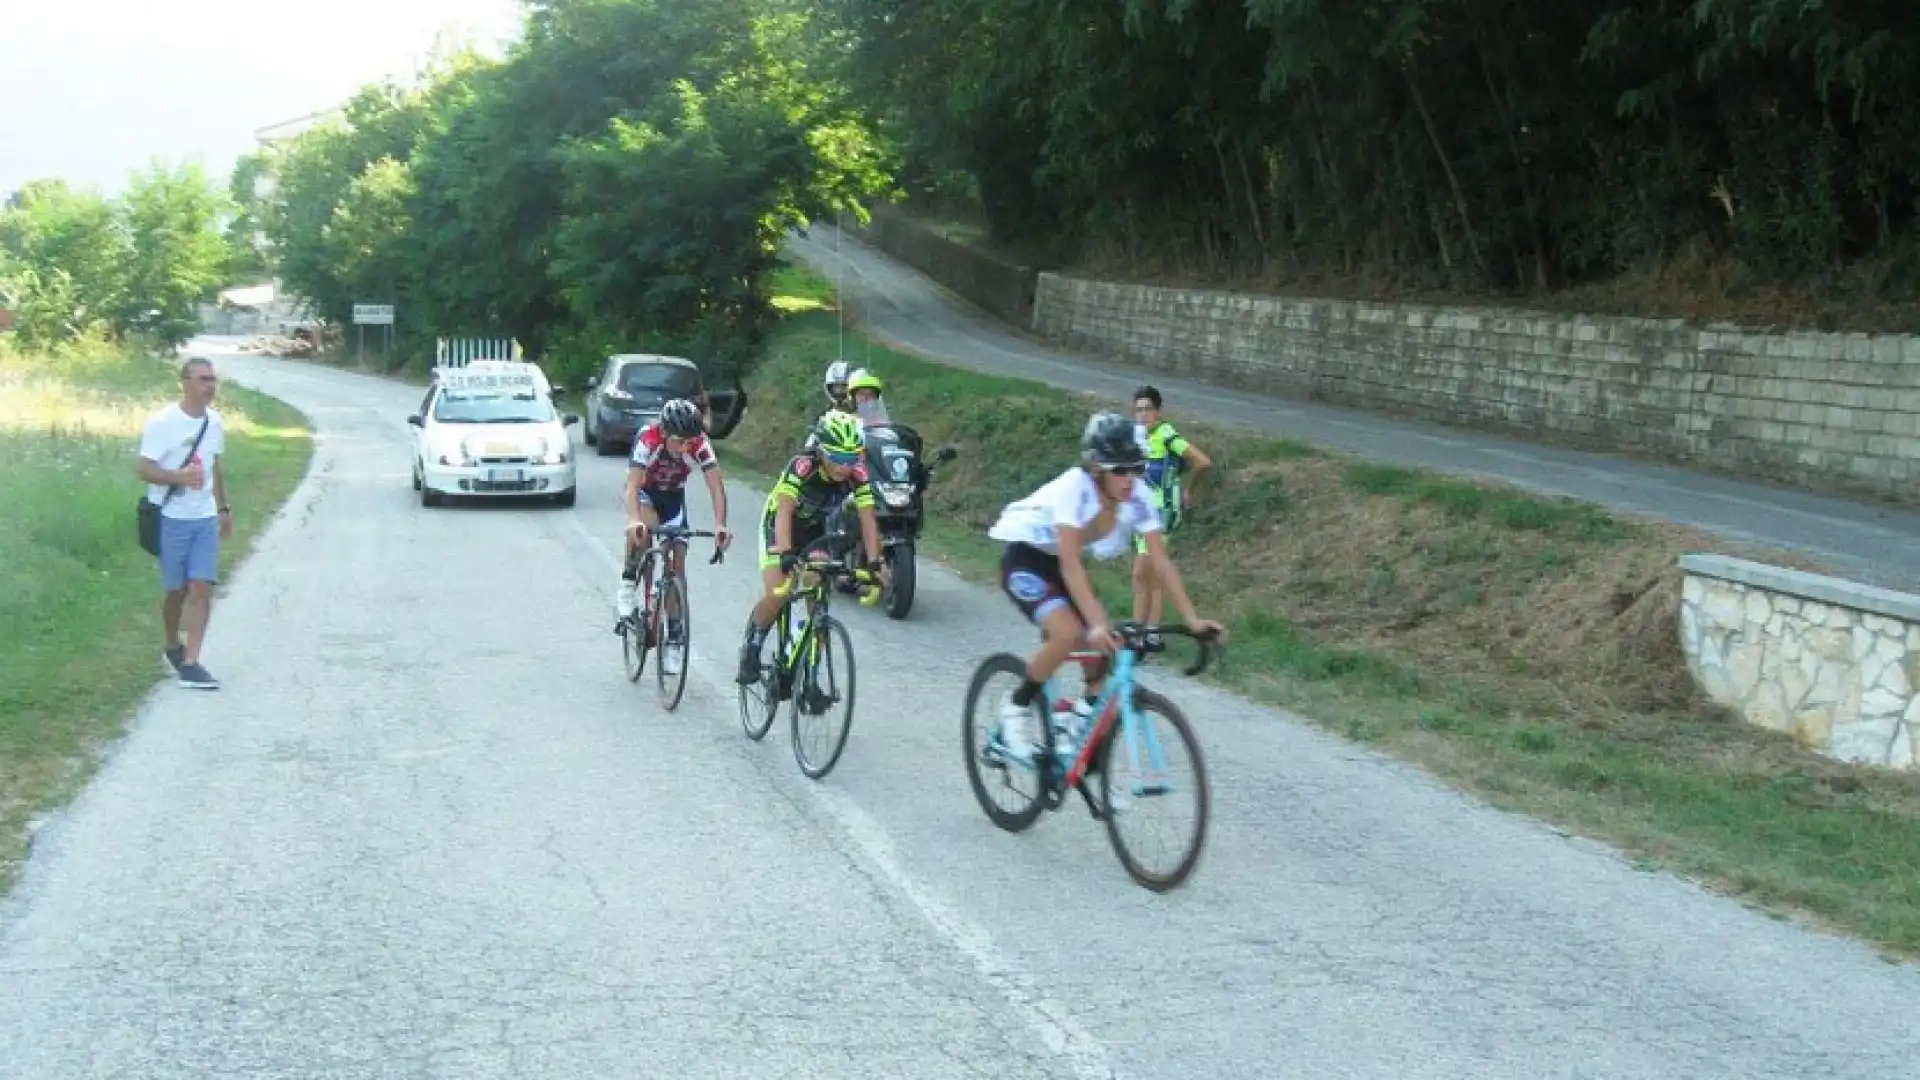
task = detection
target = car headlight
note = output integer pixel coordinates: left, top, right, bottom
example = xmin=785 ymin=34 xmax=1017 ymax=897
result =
xmin=530 ymin=437 xmax=568 ymax=465
xmin=876 ymin=482 xmax=912 ymax=508
xmin=437 ymin=441 xmax=473 ymax=467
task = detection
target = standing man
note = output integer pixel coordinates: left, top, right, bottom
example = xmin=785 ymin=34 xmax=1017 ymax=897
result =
xmin=1130 ymin=385 xmax=1210 ymax=653
xmin=136 ymin=358 xmax=230 ymax=689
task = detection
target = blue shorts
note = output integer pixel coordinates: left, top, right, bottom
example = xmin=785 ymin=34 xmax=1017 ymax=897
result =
xmin=159 ymin=514 xmax=220 ymax=592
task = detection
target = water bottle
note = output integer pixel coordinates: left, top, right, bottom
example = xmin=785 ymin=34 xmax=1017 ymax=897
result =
xmin=1051 ymin=699 xmax=1085 ymax=760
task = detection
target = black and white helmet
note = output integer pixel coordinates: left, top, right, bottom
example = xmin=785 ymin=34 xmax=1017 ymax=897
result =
xmin=659 ymin=397 xmax=703 ymax=438
xmin=823 ymin=361 xmax=852 ymax=403
xmin=1080 ymin=411 xmax=1145 ymax=470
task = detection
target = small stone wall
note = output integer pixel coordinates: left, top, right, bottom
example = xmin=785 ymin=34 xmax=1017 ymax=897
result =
xmin=1679 ymin=553 xmax=1920 ymax=770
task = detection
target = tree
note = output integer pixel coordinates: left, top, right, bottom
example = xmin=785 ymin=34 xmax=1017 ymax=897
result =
xmin=117 ymin=161 xmax=233 ymax=347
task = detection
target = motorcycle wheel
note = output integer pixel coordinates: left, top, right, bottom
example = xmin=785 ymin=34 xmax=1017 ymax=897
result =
xmin=883 ymin=543 xmax=917 ymax=620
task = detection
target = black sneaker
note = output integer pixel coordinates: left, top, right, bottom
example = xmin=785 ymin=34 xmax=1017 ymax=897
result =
xmin=163 ymin=644 xmax=186 ymax=673
xmin=735 ymin=639 xmax=762 ymax=685
xmin=177 ymin=663 xmax=220 ymax=690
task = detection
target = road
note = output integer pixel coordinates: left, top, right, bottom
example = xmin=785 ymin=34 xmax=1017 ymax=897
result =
xmin=786 ymin=225 xmax=1920 ymax=593
xmin=4 ymin=346 xmax=1919 ymax=1078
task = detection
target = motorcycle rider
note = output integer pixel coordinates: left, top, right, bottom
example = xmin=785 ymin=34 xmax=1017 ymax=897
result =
xmin=823 ymin=361 xmax=854 ymax=413
xmin=847 ymin=368 xmax=884 ymax=420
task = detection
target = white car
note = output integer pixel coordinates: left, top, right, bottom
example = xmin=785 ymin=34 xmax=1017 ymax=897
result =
xmin=408 ymin=360 xmax=580 ymax=507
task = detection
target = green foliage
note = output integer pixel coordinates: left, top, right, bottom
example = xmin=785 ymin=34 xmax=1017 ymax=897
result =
xmin=0 ymin=164 xmax=232 ymax=352
xmin=832 ymin=0 xmax=1920 ymax=306
xmin=252 ymin=0 xmax=893 ymax=372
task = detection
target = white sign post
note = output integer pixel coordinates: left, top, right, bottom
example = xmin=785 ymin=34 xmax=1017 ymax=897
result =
xmin=352 ymin=303 xmax=395 ymax=366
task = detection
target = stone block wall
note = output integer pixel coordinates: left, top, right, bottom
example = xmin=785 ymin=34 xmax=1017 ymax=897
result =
xmin=851 ymin=206 xmax=1041 ymax=327
xmin=1028 ymin=274 xmax=1920 ymax=504
xmin=1678 ymin=553 xmax=1919 ymax=770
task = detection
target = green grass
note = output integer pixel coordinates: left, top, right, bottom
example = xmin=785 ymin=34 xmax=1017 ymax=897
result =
xmin=0 ymin=345 xmax=315 ymax=894
xmin=719 ymin=260 xmax=1920 ymax=962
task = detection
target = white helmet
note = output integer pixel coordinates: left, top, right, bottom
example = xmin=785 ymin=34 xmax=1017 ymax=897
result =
xmin=823 ymin=361 xmax=851 ymax=403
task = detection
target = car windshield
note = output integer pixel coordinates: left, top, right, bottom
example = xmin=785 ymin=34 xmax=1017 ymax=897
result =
xmin=618 ymin=363 xmax=701 ymax=399
xmin=434 ymin=390 xmax=555 ymax=424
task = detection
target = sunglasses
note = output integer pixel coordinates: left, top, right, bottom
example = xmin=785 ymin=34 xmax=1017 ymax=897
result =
xmin=1102 ymin=463 xmax=1144 ymax=476
xmin=823 ymin=450 xmax=862 ymax=467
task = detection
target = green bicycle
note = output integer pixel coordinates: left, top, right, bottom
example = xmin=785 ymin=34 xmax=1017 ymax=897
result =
xmin=737 ymin=549 xmax=880 ymax=779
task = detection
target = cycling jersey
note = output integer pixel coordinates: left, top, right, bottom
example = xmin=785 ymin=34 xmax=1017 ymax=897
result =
xmin=764 ymin=452 xmax=875 ymax=520
xmin=988 ymin=466 xmax=1162 ymax=560
xmin=628 ymin=423 xmax=717 ymax=491
xmin=1138 ymin=420 xmax=1191 ymax=510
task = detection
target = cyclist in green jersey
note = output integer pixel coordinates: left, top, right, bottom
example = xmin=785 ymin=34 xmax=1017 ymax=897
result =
xmin=1130 ymin=385 xmax=1211 ymax=652
xmin=736 ymin=410 xmax=887 ymax=684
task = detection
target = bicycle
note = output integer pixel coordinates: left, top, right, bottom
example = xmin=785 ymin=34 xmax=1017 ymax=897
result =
xmin=618 ymin=523 xmax=724 ymax=710
xmin=962 ymin=621 xmax=1221 ymax=892
xmin=737 ymin=547 xmax=880 ymax=779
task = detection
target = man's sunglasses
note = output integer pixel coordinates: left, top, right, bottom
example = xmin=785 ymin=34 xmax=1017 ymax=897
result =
xmin=823 ymin=450 xmax=862 ymax=467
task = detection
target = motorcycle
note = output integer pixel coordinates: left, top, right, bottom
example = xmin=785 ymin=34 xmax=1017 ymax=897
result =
xmin=824 ymin=398 xmax=958 ymax=619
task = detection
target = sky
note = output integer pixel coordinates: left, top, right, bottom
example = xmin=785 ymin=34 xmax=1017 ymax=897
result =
xmin=0 ymin=0 xmax=527 ymax=199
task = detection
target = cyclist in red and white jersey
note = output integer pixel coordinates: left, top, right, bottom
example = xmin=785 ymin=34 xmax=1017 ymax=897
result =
xmin=618 ymin=399 xmax=733 ymax=661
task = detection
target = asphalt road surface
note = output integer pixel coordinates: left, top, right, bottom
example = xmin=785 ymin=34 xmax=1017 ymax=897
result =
xmin=786 ymin=225 xmax=1920 ymax=594
xmin=4 ymin=346 xmax=1919 ymax=1079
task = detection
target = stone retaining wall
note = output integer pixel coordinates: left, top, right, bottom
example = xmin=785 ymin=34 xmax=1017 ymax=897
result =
xmin=850 ymin=206 xmax=1041 ymax=326
xmin=1023 ymin=274 xmax=1920 ymax=504
xmin=1679 ymin=553 xmax=1919 ymax=770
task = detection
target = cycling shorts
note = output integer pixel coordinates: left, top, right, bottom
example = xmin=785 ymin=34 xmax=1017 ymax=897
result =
xmin=757 ymin=509 xmax=831 ymax=571
xmin=637 ymin=486 xmax=688 ymax=529
xmin=999 ymin=541 xmax=1082 ymax=625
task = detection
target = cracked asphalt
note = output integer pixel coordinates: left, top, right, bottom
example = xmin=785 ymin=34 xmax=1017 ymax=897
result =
xmin=785 ymin=225 xmax=1920 ymax=593
xmin=3 ymin=344 xmax=1919 ymax=1078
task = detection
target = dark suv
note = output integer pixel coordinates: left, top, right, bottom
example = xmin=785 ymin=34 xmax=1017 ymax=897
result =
xmin=582 ymin=353 xmax=747 ymax=455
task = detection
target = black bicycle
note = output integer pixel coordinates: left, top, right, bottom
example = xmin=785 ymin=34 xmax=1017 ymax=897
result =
xmin=737 ymin=549 xmax=879 ymax=779
xmin=618 ymin=523 xmax=724 ymax=710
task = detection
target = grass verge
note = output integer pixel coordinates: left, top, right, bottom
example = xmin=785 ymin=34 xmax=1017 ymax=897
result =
xmin=726 ymin=261 xmax=1920 ymax=961
xmin=0 ymin=344 xmax=315 ymax=895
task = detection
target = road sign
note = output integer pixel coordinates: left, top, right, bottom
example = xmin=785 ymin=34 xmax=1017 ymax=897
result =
xmin=352 ymin=304 xmax=395 ymax=325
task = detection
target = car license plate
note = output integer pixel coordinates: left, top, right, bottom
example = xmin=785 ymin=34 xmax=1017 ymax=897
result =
xmin=487 ymin=468 xmax=524 ymax=482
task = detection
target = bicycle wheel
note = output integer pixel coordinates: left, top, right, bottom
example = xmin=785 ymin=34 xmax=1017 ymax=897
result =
xmin=1097 ymin=686 xmax=1210 ymax=892
xmin=790 ymin=614 xmax=856 ymax=779
xmin=621 ymin=552 xmax=652 ymax=682
xmin=654 ymin=573 xmax=690 ymax=711
xmin=961 ymin=653 xmax=1048 ymax=833
xmin=738 ymin=614 xmax=780 ymax=741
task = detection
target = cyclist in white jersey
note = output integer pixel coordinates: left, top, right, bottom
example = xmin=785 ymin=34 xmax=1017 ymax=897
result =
xmin=984 ymin=412 xmax=1225 ymax=764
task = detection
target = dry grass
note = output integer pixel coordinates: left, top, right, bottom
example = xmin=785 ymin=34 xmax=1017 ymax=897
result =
xmin=0 ymin=345 xmax=315 ymax=895
xmin=728 ymin=262 xmax=1920 ymax=961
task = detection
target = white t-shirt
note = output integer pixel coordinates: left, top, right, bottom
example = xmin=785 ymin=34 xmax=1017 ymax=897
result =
xmin=988 ymin=465 xmax=1162 ymax=560
xmin=138 ymin=403 xmax=226 ymax=520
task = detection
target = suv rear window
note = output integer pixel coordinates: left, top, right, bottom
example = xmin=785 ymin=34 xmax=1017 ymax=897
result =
xmin=619 ymin=363 xmax=702 ymax=398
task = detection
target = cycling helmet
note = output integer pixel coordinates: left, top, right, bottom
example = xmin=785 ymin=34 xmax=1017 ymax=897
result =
xmin=1081 ymin=411 xmax=1145 ymax=470
xmin=659 ymin=397 xmax=703 ymax=439
xmin=823 ymin=361 xmax=852 ymax=402
xmin=812 ymin=410 xmax=866 ymax=456
xmin=847 ymin=368 xmax=883 ymax=395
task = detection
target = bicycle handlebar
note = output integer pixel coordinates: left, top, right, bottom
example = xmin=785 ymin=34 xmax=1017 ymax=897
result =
xmin=1111 ymin=620 xmax=1225 ymax=678
xmin=639 ymin=524 xmax=727 ymax=565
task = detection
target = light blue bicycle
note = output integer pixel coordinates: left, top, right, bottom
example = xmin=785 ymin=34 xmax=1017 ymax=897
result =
xmin=963 ymin=621 xmax=1221 ymax=891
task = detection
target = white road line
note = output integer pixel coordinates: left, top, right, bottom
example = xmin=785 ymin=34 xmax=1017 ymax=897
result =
xmin=560 ymin=512 xmax=1121 ymax=1080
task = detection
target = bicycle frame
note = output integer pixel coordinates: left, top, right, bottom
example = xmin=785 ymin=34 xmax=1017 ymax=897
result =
xmin=1042 ymin=645 xmax=1170 ymax=793
xmin=771 ymin=563 xmax=834 ymax=676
